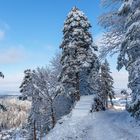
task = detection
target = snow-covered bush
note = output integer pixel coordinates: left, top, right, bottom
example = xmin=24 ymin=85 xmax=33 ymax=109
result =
xmin=91 ymin=95 xmax=105 ymax=112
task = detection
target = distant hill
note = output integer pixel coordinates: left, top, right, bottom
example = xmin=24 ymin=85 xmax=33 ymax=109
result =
xmin=0 ymin=91 xmax=21 ymax=99
xmin=0 ymin=94 xmax=19 ymax=99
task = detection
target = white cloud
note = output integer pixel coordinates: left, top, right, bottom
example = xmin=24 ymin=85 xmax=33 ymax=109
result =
xmin=0 ymin=30 xmax=5 ymax=40
xmin=0 ymin=21 xmax=10 ymax=41
xmin=0 ymin=46 xmax=26 ymax=64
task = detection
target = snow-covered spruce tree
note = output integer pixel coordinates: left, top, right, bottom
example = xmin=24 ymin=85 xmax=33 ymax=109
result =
xmin=117 ymin=0 xmax=140 ymax=119
xmin=59 ymin=7 xmax=100 ymax=103
xmin=100 ymin=59 xmax=115 ymax=108
xmin=19 ymin=69 xmax=36 ymax=139
xmin=20 ymin=69 xmax=37 ymax=139
xmin=19 ymin=69 xmax=33 ymax=100
xmin=91 ymin=73 xmax=106 ymax=112
xmin=20 ymin=68 xmax=53 ymax=139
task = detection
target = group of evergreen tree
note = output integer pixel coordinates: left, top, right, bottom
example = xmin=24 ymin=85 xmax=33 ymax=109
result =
xmin=59 ymin=7 xmax=115 ymax=111
xmin=19 ymin=7 xmax=115 ymax=139
xmin=100 ymin=0 xmax=140 ymax=119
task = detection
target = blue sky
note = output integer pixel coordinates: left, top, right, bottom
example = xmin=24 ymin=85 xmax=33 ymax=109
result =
xmin=0 ymin=0 xmax=128 ymax=94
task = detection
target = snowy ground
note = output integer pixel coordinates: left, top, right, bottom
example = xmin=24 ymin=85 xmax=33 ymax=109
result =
xmin=1 ymin=95 xmax=140 ymax=140
xmin=44 ymin=95 xmax=140 ymax=140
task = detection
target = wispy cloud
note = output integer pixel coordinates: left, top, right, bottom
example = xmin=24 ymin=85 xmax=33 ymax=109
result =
xmin=3 ymin=22 xmax=10 ymax=30
xmin=0 ymin=30 xmax=5 ymax=40
xmin=0 ymin=21 xmax=10 ymax=40
xmin=0 ymin=45 xmax=26 ymax=64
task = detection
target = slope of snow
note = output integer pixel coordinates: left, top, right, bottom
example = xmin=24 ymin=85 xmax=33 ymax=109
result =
xmin=44 ymin=95 xmax=140 ymax=140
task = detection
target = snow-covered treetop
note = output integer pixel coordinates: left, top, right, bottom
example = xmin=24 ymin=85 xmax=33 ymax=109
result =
xmin=63 ymin=7 xmax=91 ymax=31
xmin=61 ymin=7 xmax=97 ymax=51
xmin=101 ymin=59 xmax=110 ymax=72
xmin=19 ymin=69 xmax=32 ymax=94
xmin=101 ymin=59 xmax=114 ymax=82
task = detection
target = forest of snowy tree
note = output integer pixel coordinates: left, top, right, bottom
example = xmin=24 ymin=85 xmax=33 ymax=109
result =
xmin=0 ymin=0 xmax=140 ymax=139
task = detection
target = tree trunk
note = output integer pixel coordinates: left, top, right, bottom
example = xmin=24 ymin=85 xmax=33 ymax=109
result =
xmin=51 ymin=102 xmax=56 ymax=128
xmin=40 ymin=125 xmax=42 ymax=140
xmin=106 ymin=95 xmax=108 ymax=109
xmin=33 ymin=120 xmax=37 ymax=140
xmin=75 ymin=72 xmax=80 ymax=101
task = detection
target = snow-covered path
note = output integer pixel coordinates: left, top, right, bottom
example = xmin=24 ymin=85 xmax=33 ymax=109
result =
xmin=71 ymin=95 xmax=93 ymax=118
xmin=46 ymin=96 xmax=140 ymax=140
xmin=46 ymin=95 xmax=93 ymax=140
xmin=84 ymin=110 xmax=140 ymax=140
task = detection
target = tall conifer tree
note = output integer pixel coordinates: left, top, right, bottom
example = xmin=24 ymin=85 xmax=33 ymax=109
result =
xmin=59 ymin=7 xmax=100 ymax=102
xmin=100 ymin=59 xmax=115 ymax=108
